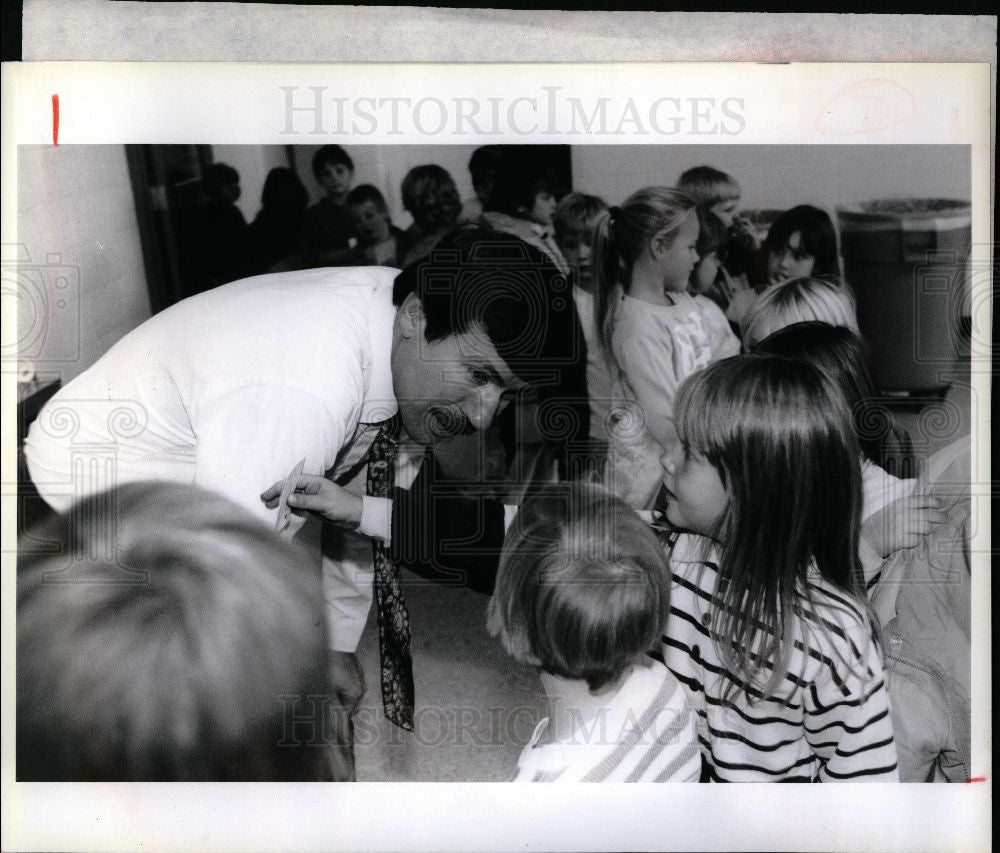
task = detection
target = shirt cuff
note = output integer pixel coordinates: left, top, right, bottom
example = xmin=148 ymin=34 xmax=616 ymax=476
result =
xmin=357 ymin=495 xmax=392 ymax=542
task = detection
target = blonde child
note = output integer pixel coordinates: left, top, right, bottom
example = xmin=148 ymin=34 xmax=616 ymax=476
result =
xmin=592 ymin=188 xmax=740 ymax=509
xmin=659 ymin=355 xmax=899 ymax=782
xmin=675 ymin=165 xmax=741 ymax=227
xmin=552 ymin=192 xmax=613 ymax=448
xmin=741 ymin=275 xmax=859 ymax=348
xmin=488 ymin=481 xmax=700 ymax=783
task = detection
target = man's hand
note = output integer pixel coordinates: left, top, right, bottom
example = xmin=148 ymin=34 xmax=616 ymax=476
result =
xmin=861 ymin=494 xmax=949 ymax=558
xmin=261 ymin=474 xmax=363 ymax=528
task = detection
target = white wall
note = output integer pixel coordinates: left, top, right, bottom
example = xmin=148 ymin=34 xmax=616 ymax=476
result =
xmin=571 ymin=145 xmax=971 ymax=213
xmin=212 ymin=145 xmax=293 ymax=221
xmin=16 ymin=145 xmax=151 ymax=385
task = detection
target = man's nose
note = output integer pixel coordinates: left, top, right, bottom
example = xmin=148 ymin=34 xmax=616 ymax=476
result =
xmin=464 ymin=385 xmax=504 ymax=431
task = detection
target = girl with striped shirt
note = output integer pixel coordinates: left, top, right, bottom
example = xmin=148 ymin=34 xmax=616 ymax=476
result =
xmin=488 ymin=482 xmax=700 ymax=783
xmin=658 ymin=355 xmax=899 ymax=782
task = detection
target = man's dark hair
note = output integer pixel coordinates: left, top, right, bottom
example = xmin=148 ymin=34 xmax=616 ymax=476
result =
xmin=393 ymin=224 xmax=592 ymax=478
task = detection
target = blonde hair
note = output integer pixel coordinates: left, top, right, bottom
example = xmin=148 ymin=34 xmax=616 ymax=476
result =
xmin=742 ymin=276 xmax=858 ymax=348
xmin=487 ymin=481 xmax=669 ymax=692
xmin=592 ymin=187 xmax=697 ymax=363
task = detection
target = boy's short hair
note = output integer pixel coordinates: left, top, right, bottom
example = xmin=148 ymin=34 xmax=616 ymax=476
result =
xmin=487 ymin=482 xmax=669 ymax=692
xmin=676 ymin=165 xmax=741 ymax=208
xmin=552 ymin=192 xmax=609 ymax=246
xmin=17 ymin=482 xmax=332 ymax=781
xmin=695 ymin=209 xmax=729 ymax=261
xmin=346 ymin=183 xmax=389 ymax=212
xmin=312 ymin=144 xmax=354 ymax=178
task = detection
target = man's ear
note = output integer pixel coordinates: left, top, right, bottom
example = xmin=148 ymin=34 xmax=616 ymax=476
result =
xmin=398 ymin=293 xmax=425 ymax=339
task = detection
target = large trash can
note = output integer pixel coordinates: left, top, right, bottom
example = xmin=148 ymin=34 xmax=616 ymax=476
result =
xmin=837 ymin=199 xmax=971 ymax=394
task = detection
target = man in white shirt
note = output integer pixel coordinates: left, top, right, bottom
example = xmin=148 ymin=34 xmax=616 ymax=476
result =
xmin=24 ymin=226 xmax=589 ymax=776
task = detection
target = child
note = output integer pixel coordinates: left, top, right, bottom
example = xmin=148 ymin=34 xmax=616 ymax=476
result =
xmin=344 ymin=184 xmax=406 ymax=267
xmin=676 ymin=165 xmax=741 ymax=227
xmin=16 ymin=482 xmax=338 ymax=781
xmin=483 ymin=154 xmax=567 ymax=274
xmin=399 ymin=164 xmax=462 ymax=267
xmin=659 ymin=355 xmax=899 ymax=782
xmin=552 ymin=192 xmax=613 ymax=447
xmin=689 ymin=208 xmax=740 ymax=314
xmin=752 ymin=322 xmax=946 ymax=621
xmin=741 ymin=275 xmax=859 ymax=348
xmin=487 ymin=481 xmax=700 ymax=783
xmin=198 ymin=162 xmax=250 ymax=289
xmin=296 ymin=144 xmax=356 ymax=268
xmin=592 ymin=188 xmax=740 ymax=509
xmin=248 ymin=166 xmax=309 ymax=275
xmin=728 ymin=204 xmax=841 ymax=329
xmin=460 ymin=145 xmax=507 ymax=221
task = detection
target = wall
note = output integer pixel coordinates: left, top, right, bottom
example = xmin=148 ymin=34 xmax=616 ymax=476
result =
xmin=16 ymin=145 xmax=151 ymax=385
xmin=211 ymin=145 xmax=293 ymax=221
xmin=571 ymin=144 xmax=971 ymax=212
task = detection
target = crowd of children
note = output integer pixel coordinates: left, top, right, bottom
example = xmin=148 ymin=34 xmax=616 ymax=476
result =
xmin=18 ymin=151 xmax=970 ymax=784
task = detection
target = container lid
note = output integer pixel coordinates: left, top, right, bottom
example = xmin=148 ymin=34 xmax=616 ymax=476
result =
xmin=837 ymin=198 xmax=971 ymax=231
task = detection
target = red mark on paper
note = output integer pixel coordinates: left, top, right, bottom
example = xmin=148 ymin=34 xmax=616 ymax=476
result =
xmin=52 ymin=94 xmax=59 ymax=145
xmin=967 ymin=776 xmax=986 ymax=783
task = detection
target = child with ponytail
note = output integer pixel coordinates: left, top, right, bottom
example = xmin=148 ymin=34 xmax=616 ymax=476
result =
xmin=592 ymin=188 xmax=740 ymax=508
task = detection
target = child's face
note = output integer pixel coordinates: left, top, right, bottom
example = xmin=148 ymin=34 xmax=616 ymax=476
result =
xmin=657 ymin=213 xmax=701 ymax=294
xmin=557 ymin=227 xmax=596 ymax=289
xmin=660 ymin=445 xmax=728 ymax=536
xmin=349 ymin=200 xmax=391 ymax=245
xmin=527 ymin=190 xmax=557 ymax=226
xmin=767 ymin=231 xmax=816 ymax=285
xmin=709 ymin=198 xmax=739 ymax=228
xmin=318 ymin=162 xmax=354 ymax=198
xmin=690 ymin=251 xmax=721 ymax=294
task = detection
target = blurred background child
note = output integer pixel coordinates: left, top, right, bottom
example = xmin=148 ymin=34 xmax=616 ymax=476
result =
xmin=728 ymin=204 xmax=841 ymax=330
xmin=344 ymin=184 xmax=405 ymax=267
xmin=17 ymin=482 xmax=339 ymax=782
xmin=659 ymin=356 xmax=899 ymax=782
xmin=197 ymin=162 xmax=250 ymax=289
xmin=592 ymin=188 xmax=740 ymax=508
xmin=675 ymin=165 xmax=741 ymax=227
xmin=488 ymin=482 xmax=700 ymax=783
xmin=399 ymin=164 xmax=462 ymax=267
xmin=460 ymin=145 xmax=507 ymax=221
xmin=552 ymin=192 xmax=612 ymax=451
xmin=296 ymin=144 xmax=356 ymax=269
xmin=247 ymin=166 xmax=309 ymax=275
xmin=483 ymin=153 xmax=567 ymax=274
xmin=689 ymin=208 xmax=740 ymax=314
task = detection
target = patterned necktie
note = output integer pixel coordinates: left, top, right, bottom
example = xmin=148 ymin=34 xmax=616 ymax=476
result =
xmin=366 ymin=414 xmax=415 ymax=731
